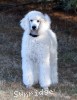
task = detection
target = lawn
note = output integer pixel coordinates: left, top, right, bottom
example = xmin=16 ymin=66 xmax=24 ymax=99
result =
xmin=0 ymin=3 xmax=77 ymax=100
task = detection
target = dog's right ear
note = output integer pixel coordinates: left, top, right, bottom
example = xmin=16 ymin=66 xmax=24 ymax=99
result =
xmin=44 ymin=14 xmax=51 ymax=28
xmin=20 ymin=15 xmax=29 ymax=31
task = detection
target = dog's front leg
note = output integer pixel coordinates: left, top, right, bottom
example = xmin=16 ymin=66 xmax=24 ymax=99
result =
xmin=39 ymin=58 xmax=51 ymax=89
xmin=22 ymin=58 xmax=34 ymax=88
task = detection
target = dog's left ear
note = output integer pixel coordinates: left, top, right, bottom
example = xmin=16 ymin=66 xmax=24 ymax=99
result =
xmin=44 ymin=14 xmax=51 ymax=27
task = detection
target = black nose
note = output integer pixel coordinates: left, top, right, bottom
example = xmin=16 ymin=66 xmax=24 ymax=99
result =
xmin=32 ymin=26 xmax=36 ymax=30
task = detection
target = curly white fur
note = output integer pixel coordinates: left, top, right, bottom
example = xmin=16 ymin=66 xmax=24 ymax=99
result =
xmin=20 ymin=10 xmax=58 ymax=89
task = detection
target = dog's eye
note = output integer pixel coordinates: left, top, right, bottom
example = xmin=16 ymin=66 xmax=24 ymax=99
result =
xmin=30 ymin=20 xmax=33 ymax=22
xmin=37 ymin=20 xmax=40 ymax=22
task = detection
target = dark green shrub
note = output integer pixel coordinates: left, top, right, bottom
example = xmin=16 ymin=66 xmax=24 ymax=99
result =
xmin=64 ymin=0 xmax=77 ymax=12
xmin=53 ymin=0 xmax=77 ymax=12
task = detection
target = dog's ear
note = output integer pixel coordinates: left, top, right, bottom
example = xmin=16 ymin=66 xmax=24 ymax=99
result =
xmin=44 ymin=14 xmax=51 ymax=27
xmin=20 ymin=15 xmax=29 ymax=31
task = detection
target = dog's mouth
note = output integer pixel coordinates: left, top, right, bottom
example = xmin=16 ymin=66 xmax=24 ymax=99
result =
xmin=29 ymin=30 xmax=39 ymax=37
xmin=29 ymin=33 xmax=39 ymax=37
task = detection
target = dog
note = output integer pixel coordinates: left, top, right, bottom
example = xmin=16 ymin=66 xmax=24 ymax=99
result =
xmin=20 ymin=10 xmax=58 ymax=89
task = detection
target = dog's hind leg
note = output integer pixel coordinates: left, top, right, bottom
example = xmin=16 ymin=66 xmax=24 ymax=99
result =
xmin=33 ymin=63 xmax=39 ymax=85
xmin=50 ymin=53 xmax=58 ymax=85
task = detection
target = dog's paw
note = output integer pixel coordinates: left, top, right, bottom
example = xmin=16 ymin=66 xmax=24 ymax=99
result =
xmin=26 ymin=85 xmax=32 ymax=88
xmin=26 ymin=85 xmax=34 ymax=90
xmin=43 ymin=87 xmax=49 ymax=90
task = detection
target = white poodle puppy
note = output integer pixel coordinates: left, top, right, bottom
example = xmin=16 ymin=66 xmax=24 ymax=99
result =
xmin=20 ymin=10 xmax=58 ymax=89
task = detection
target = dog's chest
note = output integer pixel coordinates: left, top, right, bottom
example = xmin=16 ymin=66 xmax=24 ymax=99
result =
xmin=26 ymin=36 xmax=50 ymax=58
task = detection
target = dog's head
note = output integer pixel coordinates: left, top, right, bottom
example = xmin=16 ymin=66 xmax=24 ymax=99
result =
xmin=20 ymin=11 xmax=51 ymax=36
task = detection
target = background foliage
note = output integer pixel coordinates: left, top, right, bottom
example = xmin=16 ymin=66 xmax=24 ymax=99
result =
xmin=0 ymin=0 xmax=77 ymax=13
xmin=52 ymin=0 xmax=77 ymax=12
